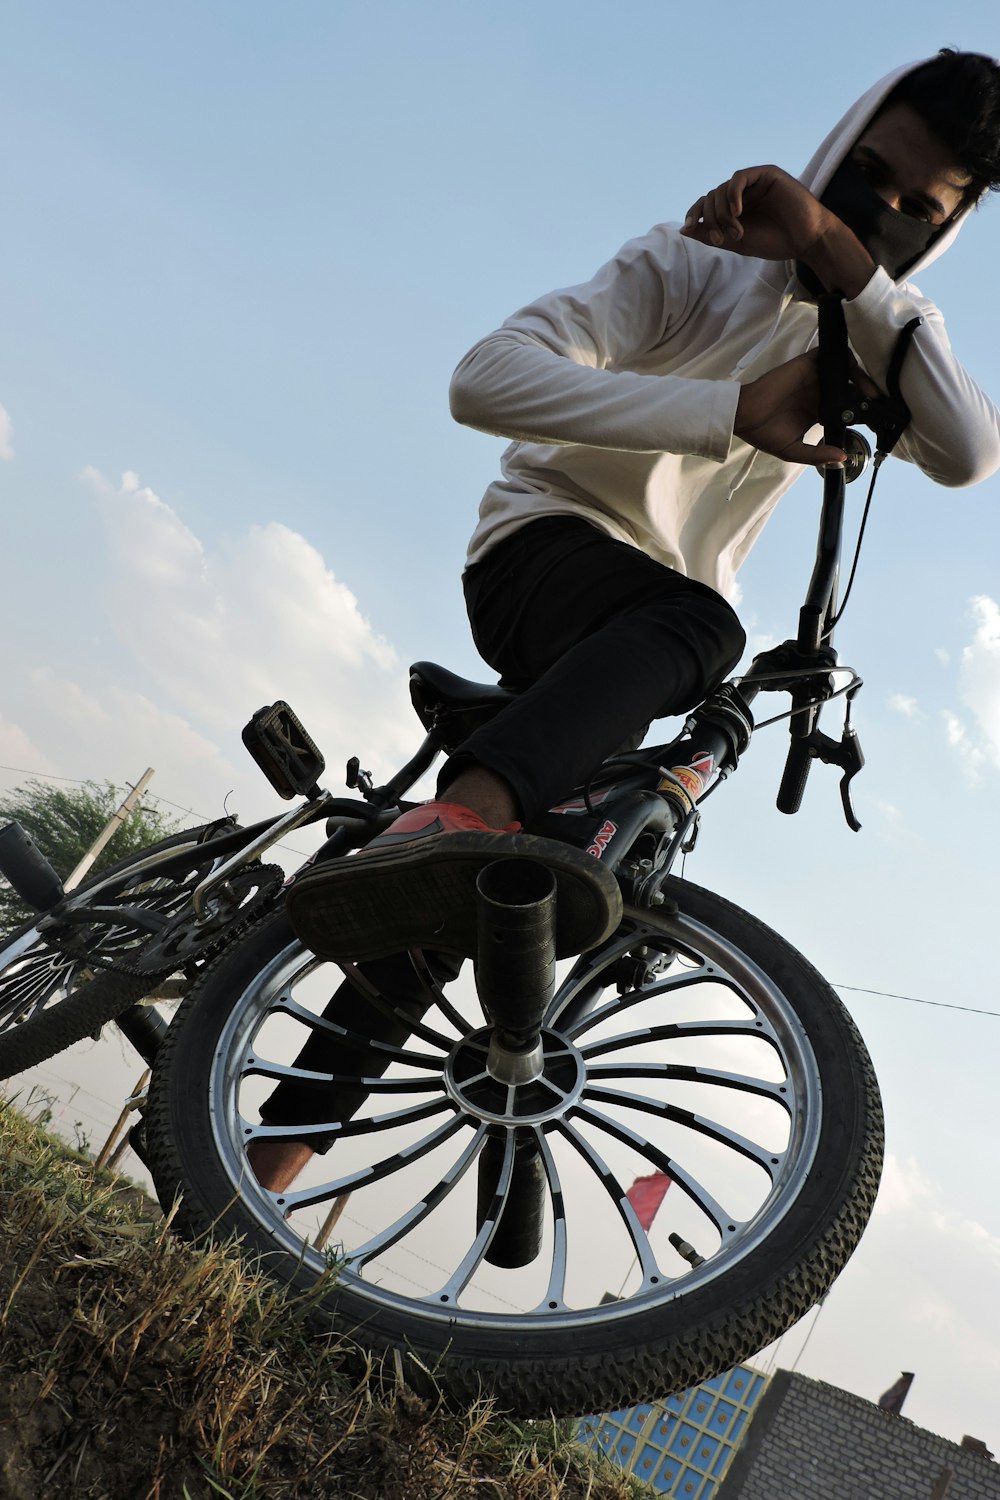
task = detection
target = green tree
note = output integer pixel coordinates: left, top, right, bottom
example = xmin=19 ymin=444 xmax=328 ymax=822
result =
xmin=0 ymin=779 xmax=178 ymax=936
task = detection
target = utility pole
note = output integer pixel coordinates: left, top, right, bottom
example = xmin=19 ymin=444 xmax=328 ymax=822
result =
xmin=64 ymin=768 xmax=155 ymax=891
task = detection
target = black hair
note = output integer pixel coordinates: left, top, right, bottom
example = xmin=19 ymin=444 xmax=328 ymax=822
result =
xmin=884 ymin=49 xmax=1000 ymax=202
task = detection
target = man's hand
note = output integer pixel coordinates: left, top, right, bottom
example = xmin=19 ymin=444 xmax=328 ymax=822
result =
xmin=681 ymin=164 xmax=876 ymax=297
xmin=681 ymin=165 xmax=832 ymax=261
xmin=734 ymin=351 xmax=848 ymax=466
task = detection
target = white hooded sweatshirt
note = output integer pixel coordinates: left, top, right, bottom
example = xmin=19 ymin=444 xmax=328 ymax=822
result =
xmin=452 ymin=60 xmax=1000 ymax=601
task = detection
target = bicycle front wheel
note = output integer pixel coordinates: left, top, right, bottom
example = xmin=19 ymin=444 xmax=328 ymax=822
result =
xmin=145 ymin=879 xmax=882 ymax=1416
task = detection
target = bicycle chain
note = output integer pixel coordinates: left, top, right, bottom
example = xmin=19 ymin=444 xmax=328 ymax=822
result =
xmin=36 ymin=863 xmax=285 ymax=982
xmin=115 ymin=863 xmax=285 ymax=978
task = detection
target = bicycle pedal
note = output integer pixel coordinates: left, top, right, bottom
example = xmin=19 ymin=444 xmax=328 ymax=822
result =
xmin=242 ymin=701 xmax=326 ymax=798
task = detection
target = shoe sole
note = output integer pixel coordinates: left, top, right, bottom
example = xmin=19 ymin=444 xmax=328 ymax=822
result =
xmin=285 ymin=831 xmax=623 ymax=962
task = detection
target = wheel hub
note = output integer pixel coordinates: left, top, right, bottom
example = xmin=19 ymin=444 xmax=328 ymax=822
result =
xmin=444 ymin=1025 xmax=586 ymax=1124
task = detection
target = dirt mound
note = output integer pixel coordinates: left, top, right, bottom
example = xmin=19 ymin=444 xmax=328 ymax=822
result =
xmin=0 ymin=1102 xmax=638 ymax=1499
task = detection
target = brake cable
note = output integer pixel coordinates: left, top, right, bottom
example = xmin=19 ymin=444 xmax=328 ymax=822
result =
xmin=822 ymin=314 xmax=923 ymax=639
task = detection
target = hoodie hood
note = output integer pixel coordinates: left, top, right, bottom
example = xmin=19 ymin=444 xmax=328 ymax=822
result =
xmin=796 ymin=58 xmax=974 ymax=280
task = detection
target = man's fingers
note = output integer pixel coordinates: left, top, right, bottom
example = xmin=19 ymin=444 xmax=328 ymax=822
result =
xmin=682 ymin=181 xmax=742 ymax=246
xmin=793 ymin=441 xmax=848 ymax=467
xmin=683 ymin=196 xmax=704 ymax=227
xmin=703 ymin=189 xmax=726 ymax=244
xmin=725 ymin=177 xmax=745 ymax=237
xmin=705 ymin=184 xmax=742 ymax=244
xmin=681 ymin=196 xmax=708 ymax=239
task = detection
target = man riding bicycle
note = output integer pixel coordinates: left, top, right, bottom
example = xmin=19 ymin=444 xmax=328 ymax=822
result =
xmin=252 ymin=50 xmax=1000 ymax=1191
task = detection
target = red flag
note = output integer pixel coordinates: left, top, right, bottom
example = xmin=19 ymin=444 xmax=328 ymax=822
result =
xmin=626 ymin=1171 xmax=671 ymax=1231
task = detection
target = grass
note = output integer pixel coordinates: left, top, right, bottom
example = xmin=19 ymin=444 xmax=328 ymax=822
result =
xmin=0 ymin=1100 xmax=643 ymax=1500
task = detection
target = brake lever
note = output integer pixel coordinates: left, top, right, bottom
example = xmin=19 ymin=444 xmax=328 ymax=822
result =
xmin=792 ymin=725 xmax=864 ymax=831
xmin=839 ymin=726 xmax=864 ymax=832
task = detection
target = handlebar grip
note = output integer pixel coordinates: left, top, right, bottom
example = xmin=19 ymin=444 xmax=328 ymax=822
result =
xmin=776 ymin=737 xmax=814 ymax=815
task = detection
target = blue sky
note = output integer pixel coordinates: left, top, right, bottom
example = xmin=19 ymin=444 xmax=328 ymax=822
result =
xmin=2 ymin=0 xmax=1000 ymax=1451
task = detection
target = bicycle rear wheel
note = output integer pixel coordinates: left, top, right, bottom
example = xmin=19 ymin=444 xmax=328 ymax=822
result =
xmin=0 ymin=822 xmax=271 ymax=1080
xmin=145 ymin=879 xmax=882 ymax=1416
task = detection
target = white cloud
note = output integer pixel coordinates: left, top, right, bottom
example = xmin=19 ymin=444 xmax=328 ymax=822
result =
xmin=870 ymin=1156 xmax=1000 ymax=1366
xmin=744 ymin=629 xmax=779 ymax=659
xmin=939 ymin=596 xmax=1000 ymax=781
xmin=78 ymin=469 xmax=413 ymax=789
xmin=0 ymin=671 xmax=257 ymax=839
xmin=888 ymin=693 xmax=919 ymax=718
xmin=934 ymin=647 xmax=950 ymax=666
xmin=942 ymin=710 xmax=987 ymax=784
xmin=2 ymin=470 xmax=420 ymax=834
xmin=0 ymin=716 xmax=58 ymax=781
xmin=0 ymin=404 xmax=12 ymax=461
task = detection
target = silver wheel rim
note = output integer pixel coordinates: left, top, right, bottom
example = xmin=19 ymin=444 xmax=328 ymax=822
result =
xmin=210 ymin=906 xmax=823 ymax=1332
xmin=0 ymin=857 xmax=223 ymax=1035
xmin=0 ymin=926 xmax=89 ymax=1034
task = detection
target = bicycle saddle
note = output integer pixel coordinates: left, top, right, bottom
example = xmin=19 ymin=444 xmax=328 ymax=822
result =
xmin=409 ymin=661 xmax=515 ymax=749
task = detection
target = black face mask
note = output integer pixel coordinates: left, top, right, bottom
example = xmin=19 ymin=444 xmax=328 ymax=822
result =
xmin=797 ymin=156 xmax=946 ymax=296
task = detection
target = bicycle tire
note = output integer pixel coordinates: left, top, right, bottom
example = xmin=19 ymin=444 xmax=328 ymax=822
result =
xmin=0 ymin=821 xmax=245 ymax=1080
xmin=145 ymin=884 xmax=882 ymax=1417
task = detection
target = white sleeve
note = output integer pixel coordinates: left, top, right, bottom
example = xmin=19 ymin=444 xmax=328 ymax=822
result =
xmin=844 ymin=268 xmax=1000 ymax=487
xmin=449 ymin=228 xmax=740 ymax=461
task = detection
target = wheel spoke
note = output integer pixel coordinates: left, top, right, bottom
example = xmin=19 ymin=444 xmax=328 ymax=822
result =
xmin=585 ymin=1060 xmax=793 ymax=1109
xmin=245 ymin=1094 xmax=453 ymax=1144
xmin=566 ymin=964 xmax=714 ymax=1040
xmin=546 ymin=928 xmax=642 ymax=1029
xmin=260 ymin=997 xmax=450 ymax=1070
xmin=0 ymin=959 xmax=73 ymax=1027
xmin=242 ymin=1058 xmax=446 ymax=1093
xmin=583 ymin=1082 xmax=783 ymax=1175
xmin=338 ymin=958 xmax=462 ymax=1052
xmin=533 ymin=1127 xmax=570 ymax=1313
xmin=273 ymin=1113 xmax=472 ymax=1214
xmin=342 ymin=1122 xmax=489 ymax=1274
xmin=431 ymin=1129 xmax=519 ymax=1304
xmin=553 ymin=1116 xmax=665 ymax=1287
xmin=404 ymin=949 xmax=472 ymax=1038
xmin=571 ymin=1101 xmax=739 ymax=1236
xmin=579 ymin=1017 xmax=781 ymax=1057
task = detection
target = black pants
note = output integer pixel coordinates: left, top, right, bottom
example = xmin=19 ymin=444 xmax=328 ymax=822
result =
xmin=262 ymin=516 xmax=745 ymax=1140
xmin=449 ymin=516 xmax=745 ymax=819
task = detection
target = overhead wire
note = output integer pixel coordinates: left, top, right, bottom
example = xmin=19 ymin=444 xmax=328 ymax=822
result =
xmin=832 ymin=983 xmax=1000 ymax=1020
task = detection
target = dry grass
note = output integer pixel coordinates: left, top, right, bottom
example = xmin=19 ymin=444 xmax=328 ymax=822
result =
xmin=0 ymin=1101 xmax=642 ymax=1500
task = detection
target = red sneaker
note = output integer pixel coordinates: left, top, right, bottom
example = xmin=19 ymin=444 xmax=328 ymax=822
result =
xmin=362 ymin=800 xmax=522 ymax=846
xmin=285 ymin=800 xmax=622 ymax=962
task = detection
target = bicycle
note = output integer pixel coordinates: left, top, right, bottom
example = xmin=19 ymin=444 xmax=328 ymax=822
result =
xmin=136 ymin=295 xmax=913 ymax=1417
xmin=0 ymin=294 xmax=905 ymax=1417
